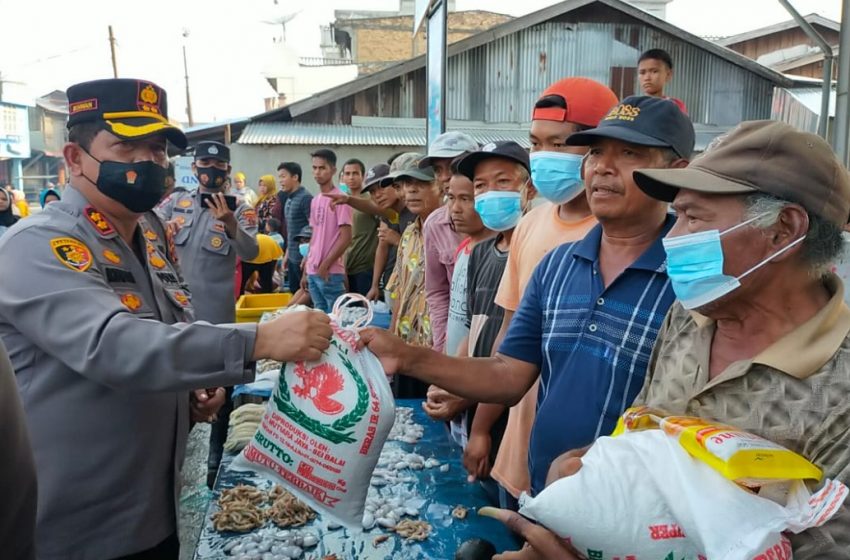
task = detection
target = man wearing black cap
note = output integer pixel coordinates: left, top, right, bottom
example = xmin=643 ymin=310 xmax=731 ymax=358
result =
xmin=157 ymin=141 xmax=261 ymax=484
xmin=0 ymin=78 xmax=332 ymax=560
xmin=362 ymin=96 xmax=694 ymax=512
xmin=157 ymin=140 xmax=259 ymax=325
xmin=426 ymin=141 xmax=532 ymax=503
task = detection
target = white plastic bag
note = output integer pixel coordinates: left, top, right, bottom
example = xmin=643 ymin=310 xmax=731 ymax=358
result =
xmin=232 ymin=299 xmax=396 ymax=526
xmin=519 ymin=430 xmax=848 ymax=560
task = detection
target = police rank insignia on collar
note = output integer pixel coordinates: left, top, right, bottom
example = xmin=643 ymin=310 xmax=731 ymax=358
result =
xmin=51 ymin=237 xmax=93 ymax=272
xmin=84 ymin=206 xmax=115 ymax=236
xmin=144 ymin=230 xmax=159 ymax=241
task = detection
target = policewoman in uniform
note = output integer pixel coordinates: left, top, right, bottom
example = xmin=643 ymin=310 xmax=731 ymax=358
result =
xmin=157 ymin=140 xmax=259 ymax=325
xmin=0 ymin=78 xmax=332 ymax=560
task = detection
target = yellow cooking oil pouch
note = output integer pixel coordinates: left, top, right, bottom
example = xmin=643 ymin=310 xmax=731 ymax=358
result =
xmin=613 ymin=407 xmax=822 ymax=486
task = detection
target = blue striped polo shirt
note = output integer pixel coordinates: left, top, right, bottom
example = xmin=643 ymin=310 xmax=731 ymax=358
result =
xmin=499 ymin=215 xmax=676 ymax=494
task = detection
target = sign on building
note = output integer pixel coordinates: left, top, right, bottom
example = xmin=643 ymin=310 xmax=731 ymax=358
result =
xmin=0 ymin=103 xmax=31 ymax=159
xmin=174 ymin=156 xmax=199 ymax=190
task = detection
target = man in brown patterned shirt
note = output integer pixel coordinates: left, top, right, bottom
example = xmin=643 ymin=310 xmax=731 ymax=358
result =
xmin=491 ymin=121 xmax=850 ymax=559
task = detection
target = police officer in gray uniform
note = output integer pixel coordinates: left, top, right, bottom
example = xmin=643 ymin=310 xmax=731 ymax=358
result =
xmin=0 ymin=78 xmax=332 ymax=560
xmin=157 ymin=145 xmax=261 ymax=482
xmin=157 ymin=141 xmax=259 ymax=325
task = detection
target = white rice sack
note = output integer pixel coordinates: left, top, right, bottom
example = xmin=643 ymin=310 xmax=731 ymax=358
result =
xmin=519 ymin=430 xmax=847 ymax=560
xmin=232 ymin=304 xmax=395 ymax=526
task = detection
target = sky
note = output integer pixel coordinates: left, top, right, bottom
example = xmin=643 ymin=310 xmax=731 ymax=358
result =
xmin=0 ymin=0 xmax=842 ymax=122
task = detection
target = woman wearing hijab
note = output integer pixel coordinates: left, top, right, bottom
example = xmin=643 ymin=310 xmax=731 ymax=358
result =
xmin=39 ymin=188 xmax=61 ymax=208
xmin=254 ymin=174 xmax=282 ymax=232
xmin=0 ymin=189 xmax=19 ymax=237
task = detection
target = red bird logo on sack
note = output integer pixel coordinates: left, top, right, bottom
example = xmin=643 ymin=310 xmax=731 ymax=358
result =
xmin=292 ymin=363 xmax=345 ymax=415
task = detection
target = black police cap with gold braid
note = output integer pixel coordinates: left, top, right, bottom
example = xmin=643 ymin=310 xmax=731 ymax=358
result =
xmin=66 ymin=78 xmax=188 ymax=149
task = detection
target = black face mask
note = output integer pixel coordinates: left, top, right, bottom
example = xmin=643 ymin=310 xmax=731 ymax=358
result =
xmin=196 ymin=166 xmax=228 ymax=190
xmin=82 ymin=150 xmax=167 ymax=213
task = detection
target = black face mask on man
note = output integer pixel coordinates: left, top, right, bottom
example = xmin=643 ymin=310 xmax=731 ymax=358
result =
xmin=81 ymin=149 xmax=167 ymax=213
xmin=196 ymin=166 xmax=228 ymax=190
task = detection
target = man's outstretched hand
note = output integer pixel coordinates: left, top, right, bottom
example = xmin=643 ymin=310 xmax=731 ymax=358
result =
xmin=479 ymin=507 xmax=581 ymax=560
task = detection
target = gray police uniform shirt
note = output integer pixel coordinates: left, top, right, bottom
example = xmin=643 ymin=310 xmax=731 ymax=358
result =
xmin=157 ymin=189 xmax=259 ymax=323
xmin=0 ymin=187 xmax=257 ymax=560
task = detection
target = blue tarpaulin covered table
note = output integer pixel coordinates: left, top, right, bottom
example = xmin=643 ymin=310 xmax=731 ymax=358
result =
xmin=194 ymin=399 xmax=518 ymax=559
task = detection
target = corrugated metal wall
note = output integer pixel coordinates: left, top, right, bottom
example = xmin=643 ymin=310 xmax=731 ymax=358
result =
xmin=303 ymin=9 xmax=777 ymax=126
xmin=442 ymin=21 xmax=774 ymax=126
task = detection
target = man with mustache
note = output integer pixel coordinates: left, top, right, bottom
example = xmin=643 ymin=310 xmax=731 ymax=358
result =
xmin=362 ymin=97 xmax=695 ymax=518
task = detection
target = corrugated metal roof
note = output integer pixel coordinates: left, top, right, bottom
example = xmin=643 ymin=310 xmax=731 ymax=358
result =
xmin=238 ymin=122 xmax=531 ymax=147
xmin=783 ymin=87 xmax=837 ymax=117
xmin=771 ymin=86 xmax=837 ymax=134
xmin=238 ymin=120 xmax=727 ymax=153
xmin=716 ymin=14 xmax=840 ymax=47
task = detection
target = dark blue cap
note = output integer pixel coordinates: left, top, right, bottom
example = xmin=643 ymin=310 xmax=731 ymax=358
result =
xmin=66 ymin=78 xmax=188 ymax=149
xmin=565 ymin=96 xmax=695 ymax=158
xmin=456 ymin=141 xmax=530 ymax=181
xmin=194 ymin=141 xmax=230 ymax=163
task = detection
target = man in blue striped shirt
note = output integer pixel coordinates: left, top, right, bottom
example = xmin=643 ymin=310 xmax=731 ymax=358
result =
xmin=363 ymin=96 xmax=695 ymax=497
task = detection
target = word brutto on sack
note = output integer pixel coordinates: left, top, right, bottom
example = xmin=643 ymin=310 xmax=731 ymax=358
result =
xmin=233 ymin=307 xmax=395 ymax=526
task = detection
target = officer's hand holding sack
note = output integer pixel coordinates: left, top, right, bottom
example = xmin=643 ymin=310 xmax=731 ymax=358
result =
xmin=234 ymin=295 xmax=395 ymax=526
xmin=517 ymin=407 xmax=848 ymax=560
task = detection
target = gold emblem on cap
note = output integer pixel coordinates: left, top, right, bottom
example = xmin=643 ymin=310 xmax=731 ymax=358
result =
xmin=140 ymin=85 xmax=159 ymax=105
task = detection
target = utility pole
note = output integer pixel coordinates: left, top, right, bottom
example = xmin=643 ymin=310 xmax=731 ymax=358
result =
xmin=108 ymin=25 xmax=118 ymax=78
xmin=834 ymin=0 xmax=850 ymax=165
xmin=182 ymin=29 xmax=194 ymax=126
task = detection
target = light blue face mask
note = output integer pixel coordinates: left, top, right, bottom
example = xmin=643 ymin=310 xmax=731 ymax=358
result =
xmin=529 ymin=151 xmax=585 ymax=204
xmin=474 ymin=190 xmax=523 ymax=232
xmin=298 ymin=243 xmax=310 ymax=258
xmin=663 ymin=214 xmax=806 ymax=310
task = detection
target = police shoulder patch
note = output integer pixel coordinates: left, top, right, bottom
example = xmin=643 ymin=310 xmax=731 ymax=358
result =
xmin=242 ymin=208 xmax=258 ymax=227
xmin=51 ymin=237 xmax=93 ymax=272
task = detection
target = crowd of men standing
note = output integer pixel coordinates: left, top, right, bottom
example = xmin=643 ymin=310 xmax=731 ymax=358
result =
xmin=2 ymin=44 xmax=850 ymax=560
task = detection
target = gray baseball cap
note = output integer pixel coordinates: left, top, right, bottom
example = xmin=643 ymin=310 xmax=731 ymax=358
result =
xmin=381 ymin=153 xmax=435 ymax=186
xmin=419 ymin=131 xmax=479 ymax=168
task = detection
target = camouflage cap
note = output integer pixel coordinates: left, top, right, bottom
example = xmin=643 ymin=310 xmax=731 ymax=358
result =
xmin=381 ymin=153 xmax=435 ymax=186
xmin=419 ymin=131 xmax=479 ymax=168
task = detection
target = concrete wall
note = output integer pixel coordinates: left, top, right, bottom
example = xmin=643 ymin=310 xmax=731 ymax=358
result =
xmin=230 ymin=143 xmax=424 ymax=194
xmin=338 ymin=11 xmax=512 ymax=73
